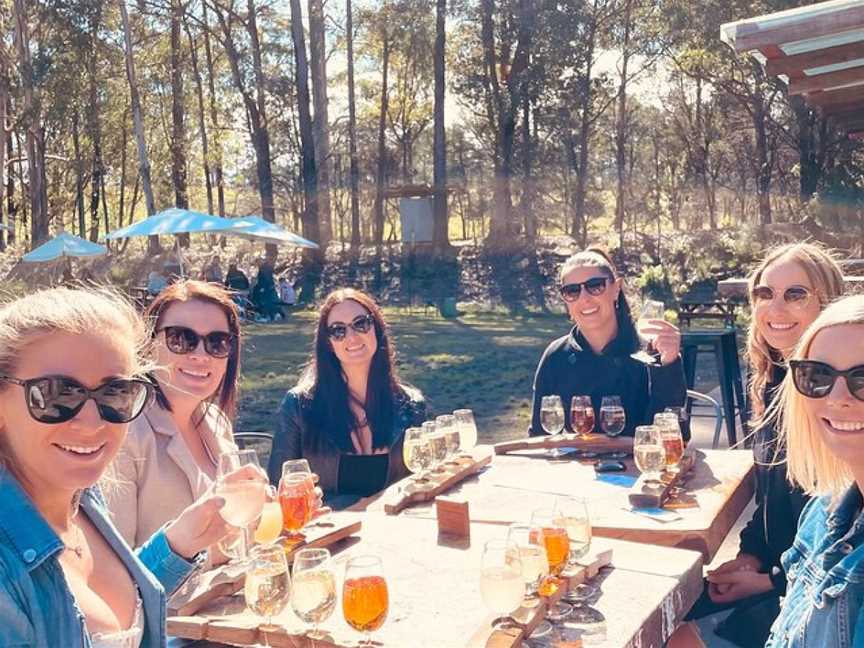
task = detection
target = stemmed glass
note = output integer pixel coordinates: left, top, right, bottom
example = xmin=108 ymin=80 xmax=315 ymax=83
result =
xmin=555 ymin=496 xmax=596 ymax=602
xmin=632 ymin=299 xmax=666 ymax=365
xmin=540 ymin=395 xmax=565 ymax=459
xmin=599 ymin=396 xmax=625 ymax=437
xmin=422 ymin=420 xmax=447 ymax=472
xmin=215 ymin=449 xmax=267 ymax=561
xmin=480 ymin=539 xmax=524 ymax=631
xmin=654 ymin=412 xmax=684 ymax=474
xmin=436 ymin=414 xmax=461 ymax=466
xmin=633 ymin=425 xmax=666 ymax=486
xmin=342 ymin=555 xmax=389 ymax=646
xmin=453 ymin=409 xmax=478 ymax=458
xmin=530 ymin=509 xmax=572 ymax=621
xmin=506 ymin=523 xmax=552 ymax=638
xmin=570 ymin=395 xmax=594 ymax=440
xmin=402 ymin=426 xmax=433 ymax=487
xmin=244 ymin=543 xmax=291 ymax=642
xmin=291 ymin=547 xmax=337 ymax=639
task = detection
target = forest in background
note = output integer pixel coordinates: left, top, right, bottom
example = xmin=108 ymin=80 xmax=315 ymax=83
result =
xmin=1 ymin=0 xmax=863 ymax=265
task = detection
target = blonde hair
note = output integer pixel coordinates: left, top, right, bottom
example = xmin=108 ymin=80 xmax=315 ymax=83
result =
xmin=747 ymin=242 xmax=844 ymax=417
xmin=774 ymin=294 xmax=864 ymax=498
xmin=0 ymin=287 xmax=152 ymax=476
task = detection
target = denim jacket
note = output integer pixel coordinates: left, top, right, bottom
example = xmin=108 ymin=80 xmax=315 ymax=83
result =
xmin=767 ymin=485 xmax=864 ymax=648
xmin=0 ymin=469 xmax=195 ymax=647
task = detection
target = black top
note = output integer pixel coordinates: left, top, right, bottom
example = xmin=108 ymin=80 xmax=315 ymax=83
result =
xmin=224 ymin=269 xmax=250 ymax=291
xmin=529 ymin=326 xmax=688 ymax=438
xmin=738 ymin=365 xmax=809 ymax=593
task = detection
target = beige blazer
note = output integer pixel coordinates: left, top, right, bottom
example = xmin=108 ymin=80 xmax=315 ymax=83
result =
xmin=104 ymin=403 xmax=237 ymax=548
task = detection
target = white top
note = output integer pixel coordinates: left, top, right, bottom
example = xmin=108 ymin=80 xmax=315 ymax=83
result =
xmin=89 ymin=593 xmax=145 ymax=648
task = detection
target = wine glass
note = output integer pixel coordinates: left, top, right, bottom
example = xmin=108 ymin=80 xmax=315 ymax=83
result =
xmin=343 ymin=555 xmax=389 ymax=646
xmin=633 ymin=425 xmax=666 ymax=485
xmin=655 ymin=412 xmax=684 ymax=474
xmin=453 ymin=409 xmax=478 ymax=458
xmin=216 ymin=449 xmax=267 ymax=561
xmin=435 ymin=414 xmax=461 ymax=466
xmin=244 ymin=543 xmax=291 ymax=637
xmin=480 ymin=539 xmax=524 ymax=631
xmin=530 ymin=509 xmax=573 ymax=621
xmin=422 ymin=420 xmax=446 ymax=472
xmin=254 ymin=494 xmax=283 ymax=545
xmin=570 ymin=395 xmax=594 ymax=440
xmin=599 ymin=396 xmax=626 ymax=437
xmin=505 ymin=523 xmax=549 ymax=599
xmin=540 ymin=395 xmax=565 ymax=459
xmin=632 ymin=299 xmax=666 ymax=365
xmin=279 ymin=473 xmax=315 ymax=540
xmin=554 ymin=496 xmax=595 ymax=602
xmin=291 ymin=547 xmax=337 ymax=639
xmin=402 ymin=426 xmax=433 ymax=487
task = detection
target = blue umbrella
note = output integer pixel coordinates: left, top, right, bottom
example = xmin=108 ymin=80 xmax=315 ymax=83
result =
xmin=23 ymin=232 xmax=107 ymax=262
xmin=229 ymin=216 xmax=319 ymax=249
xmin=105 ymin=207 xmax=252 ymax=239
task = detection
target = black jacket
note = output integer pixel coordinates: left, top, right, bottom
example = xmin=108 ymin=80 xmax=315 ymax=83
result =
xmin=738 ymin=365 xmax=809 ymax=591
xmin=529 ymin=326 xmax=688 ymax=438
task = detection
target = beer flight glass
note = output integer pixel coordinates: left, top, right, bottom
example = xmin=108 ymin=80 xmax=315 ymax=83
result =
xmin=343 ymin=554 xmax=389 ymax=646
xmin=278 ymin=459 xmax=316 ymax=539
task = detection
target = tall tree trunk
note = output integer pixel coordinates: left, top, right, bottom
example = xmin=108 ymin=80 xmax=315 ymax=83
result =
xmin=202 ymin=1 xmax=225 ymax=216
xmin=0 ymin=79 xmax=6 ymax=250
xmin=346 ymin=0 xmax=361 ymax=252
xmin=521 ymin=89 xmax=535 ymax=241
xmin=614 ymin=0 xmax=632 ymax=248
xmin=72 ymin=108 xmax=86 ymax=237
xmin=86 ymin=4 xmax=103 ymax=242
xmin=184 ymin=20 xmax=213 ymax=215
xmin=432 ymin=0 xmax=450 ymax=251
xmin=118 ymin=112 xmax=128 ymax=228
xmin=119 ymin=0 xmax=159 ymax=253
xmin=170 ymin=0 xmax=189 ymax=247
xmin=309 ymin=0 xmax=331 ymax=246
xmin=5 ymin=128 xmax=14 ymax=245
xmin=373 ymin=33 xmax=390 ymax=253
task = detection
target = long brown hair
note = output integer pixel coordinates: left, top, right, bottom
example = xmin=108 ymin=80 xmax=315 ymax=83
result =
xmin=146 ymin=280 xmax=242 ymax=420
xmin=298 ymin=288 xmax=406 ymax=452
xmin=747 ymin=243 xmax=844 ymax=417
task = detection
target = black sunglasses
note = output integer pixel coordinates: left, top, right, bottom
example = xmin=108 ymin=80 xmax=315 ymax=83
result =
xmin=158 ymin=326 xmax=235 ymax=358
xmin=559 ymin=277 xmax=610 ymax=302
xmin=0 ymin=375 xmax=153 ymax=424
xmin=751 ymin=285 xmax=813 ymax=308
xmin=790 ymin=360 xmax=864 ymax=402
xmin=327 ymin=314 xmax=375 ymax=340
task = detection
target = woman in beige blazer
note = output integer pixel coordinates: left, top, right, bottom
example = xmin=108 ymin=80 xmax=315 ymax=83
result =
xmin=106 ymin=280 xmax=242 ymax=547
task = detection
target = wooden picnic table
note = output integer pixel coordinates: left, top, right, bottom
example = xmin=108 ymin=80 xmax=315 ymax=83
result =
xmin=169 ymin=514 xmax=704 ymax=648
xmin=718 ymin=275 xmax=864 ymax=298
xmin=357 ymin=447 xmax=755 ymax=562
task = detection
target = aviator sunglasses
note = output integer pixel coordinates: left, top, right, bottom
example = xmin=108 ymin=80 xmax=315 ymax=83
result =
xmin=790 ymin=360 xmax=864 ymax=402
xmin=327 ymin=314 xmax=375 ymax=340
xmin=158 ymin=326 xmax=235 ymax=358
xmin=751 ymin=285 xmax=813 ymax=309
xmin=0 ymin=375 xmax=153 ymax=424
xmin=559 ymin=277 xmax=610 ymax=302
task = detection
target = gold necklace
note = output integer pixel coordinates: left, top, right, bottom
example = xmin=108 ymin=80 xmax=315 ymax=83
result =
xmin=63 ymin=523 xmax=85 ymax=559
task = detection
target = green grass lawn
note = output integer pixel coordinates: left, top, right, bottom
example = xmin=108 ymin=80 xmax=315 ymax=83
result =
xmin=237 ymin=308 xmax=569 ymax=443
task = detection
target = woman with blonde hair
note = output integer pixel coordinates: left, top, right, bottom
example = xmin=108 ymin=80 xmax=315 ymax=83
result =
xmin=684 ymin=242 xmax=844 ymax=647
xmin=0 ymin=288 xmax=239 ymax=646
xmin=763 ymin=294 xmax=864 ymax=646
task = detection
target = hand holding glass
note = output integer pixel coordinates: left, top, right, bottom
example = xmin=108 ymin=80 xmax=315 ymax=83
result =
xmin=632 ymin=300 xmax=666 ymax=365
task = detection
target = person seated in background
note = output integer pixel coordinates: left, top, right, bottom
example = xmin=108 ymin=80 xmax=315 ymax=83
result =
xmin=250 ymin=261 xmax=283 ymax=322
xmin=267 ymin=288 xmax=426 ymax=509
xmin=0 ymin=287 xmax=240 ymax=647
xmin=529 ymin=247 xmax=686 ymax=438
xmin=278 ymin=275 xmax=297 ymax=307
xmin=682 ymin=242 xmax=844 ymax=648
xmin=763 ymin=294 xmax=864 ymax=647
xmin=147 ymin=269 xmax=168 ymax=296
xmin=203 ymin=255 xmax=223 ymax=284
xmin=223 ymin=262 xmax=251 ymax=317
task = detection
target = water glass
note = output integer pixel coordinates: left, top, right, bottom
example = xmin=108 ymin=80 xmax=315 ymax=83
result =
xmin=453 ymin=409 xmax=478 ymax=456
xmin=480 ymin=539 xmax=524 ymax=630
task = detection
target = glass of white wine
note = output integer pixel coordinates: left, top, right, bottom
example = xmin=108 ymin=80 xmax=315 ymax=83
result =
xmin=506 ymin=524 xmax=552 ymax=638
xmin=436 ymin=414 xmax=461 ymax=466
xmin=633 ymin=425 xmax=666 ymax=486
xmin=555 ymin=496 xmax=596 ymax=602
xmin=423 ymin=420 xmax=447 ymax=472
xmin=215 ymin=449 xmax=267 ymax=561
xmin=540 ymin=395 xmax=565 ymax=459
xmin=245 ymin=543 xmax=291 ymax=639
xmin=454 ymin=409 xmax=478 ymax=458
xmin=291 ymin=547 xmax=337 ymax=639
xmin=632 ymin=299 xmax=666 ymax=365
xmin=480 ymin=539 xmax=524 ymax=631
xmin=402 ymin=426 xmax=433 ymax=487
xmin=599 ymin=396 xmax=626 ymax=437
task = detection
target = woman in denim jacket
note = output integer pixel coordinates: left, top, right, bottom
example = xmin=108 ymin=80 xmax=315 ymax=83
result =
xmin=766 ymin=295 xmax=864 ymax=647
xmin=0 ymin=288 xmax=246 ymax=647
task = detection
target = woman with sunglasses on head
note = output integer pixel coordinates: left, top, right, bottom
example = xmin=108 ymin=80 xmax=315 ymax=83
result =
xmin=530 ymin=247 xmax=686 ymax=439
xmin=267 ymin=288 xmax=426 ymax=508
xmin=678 ymin=243 xmax=844 ymax=648
xmin=0 ymin=288 xmax=239 ymax=647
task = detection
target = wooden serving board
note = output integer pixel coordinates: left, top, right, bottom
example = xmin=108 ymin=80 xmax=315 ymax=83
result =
xmin=494 ymin=433 xmax=633 ymax=456
xmin=628 ymin=453 xmax=696 ymax=509
xmin=382 ymin=447 xmax=493 ymax=515
xmin=168 ymin=512 xmax=363 ymax=617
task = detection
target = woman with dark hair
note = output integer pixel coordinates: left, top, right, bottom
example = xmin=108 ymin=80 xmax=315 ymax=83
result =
xmin=529 ymin=247 xmax=686 ymax=438
xmin=105 ymin=280 xmax=243 ymax=548
xmin=267 ymin=288 xmax=426 ymax=507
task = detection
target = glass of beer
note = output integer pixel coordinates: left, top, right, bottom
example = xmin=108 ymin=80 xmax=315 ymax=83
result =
xmin=291 ymin=547 xmax=337 ymax=638
xmin=633 ymin=425 xmax=666 ymax=485
xmin=453 ymin=409 xmax=478 ymax=457
xmin=279 ymin=473 xmax=314 ymax=538
xmin=570 ymin=395 xmax=595 ymax=439
xmin=436 ymin=414 xmax=461 ymax=466
xmin=402 ymin=426 xmax=433 ymax=486
xmin=655 ymin=412 xmax=684 ymax=473
xmin=245 ymin=543 xmax=291 ymax=631
xmin=254 ymin=499 xmax=283 ymax=545
xmin=599 ymin=396 xmax=626 ymax=437
xmin=343 ymin=555 xmax=389 ymax=645
xmin=540 ymin=395 xmax=565 ymax=458
xmin=480 ymin=539 xmax=524 ymax=630
xmin=530 ymin=509 xmax=572 ymax=621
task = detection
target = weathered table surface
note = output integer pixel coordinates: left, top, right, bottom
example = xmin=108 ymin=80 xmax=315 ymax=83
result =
xmin=357 ymin=448 xmax=754 ymax=561
xmin=169 ymin=514 xmax=703 ymax=648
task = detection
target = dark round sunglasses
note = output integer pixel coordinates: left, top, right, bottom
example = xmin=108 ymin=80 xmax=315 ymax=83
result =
xmin=0 ymin=375 xmax=154 ymax=424
xmin=158 ymin=326 xmax=235 ymax=358
xmin=751 ymin=285 xmax=813 ymax=309
xmin=790 ymin=360 xmax=864 ymax=402
xmin=327 ymin=314 xmax=375 ymax=340
xmin=559 ymin=277 xmax=609 ymax=302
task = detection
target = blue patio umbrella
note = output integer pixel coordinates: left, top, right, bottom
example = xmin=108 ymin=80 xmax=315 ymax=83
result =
xmin=105 ymin=207 xmax=253 ymax=240
xmin=228 ymin=216 xmax=319 ymax=249
xmin=22 ymin=232 xmax=107 ymax=262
